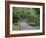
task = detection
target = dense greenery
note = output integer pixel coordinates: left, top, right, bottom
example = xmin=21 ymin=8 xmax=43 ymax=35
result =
xmin=13 ymin=7 xmax=40 ymax=26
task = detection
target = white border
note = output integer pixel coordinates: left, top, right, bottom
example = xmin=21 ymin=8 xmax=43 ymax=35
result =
xmin=10 ymin=4 xmax=43 ymax=34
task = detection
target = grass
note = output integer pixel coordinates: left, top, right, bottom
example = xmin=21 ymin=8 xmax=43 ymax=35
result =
xmin=13 ymin=23 xmax=20 ymax=31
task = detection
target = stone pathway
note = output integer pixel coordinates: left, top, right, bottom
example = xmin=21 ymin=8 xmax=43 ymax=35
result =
xmin=19 ymin=22 xmax=40 ymax=30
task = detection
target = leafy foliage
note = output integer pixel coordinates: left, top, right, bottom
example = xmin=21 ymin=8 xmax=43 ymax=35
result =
xmin=13 ymin=7 xmax=40 ymax=26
